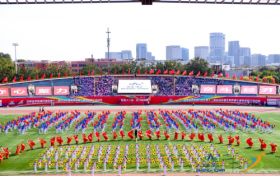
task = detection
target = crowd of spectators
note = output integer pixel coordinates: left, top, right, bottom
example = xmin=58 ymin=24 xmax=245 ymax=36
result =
xmin=70 ymin=77 xmax=95 ymax=96
xmin=151 ymin=76 xmax=174 ymax=96
xmin=175 ymin=77 xmax=196 ymax=96
xmin=96 ymin=76 xmax=114 ymax=96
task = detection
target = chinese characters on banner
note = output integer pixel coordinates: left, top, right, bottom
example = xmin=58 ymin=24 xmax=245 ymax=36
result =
xmin=36 ymin=87 xmax=52 ymax=96
xmin=54 ymin=86 xmax=69 ymax=95
xmin=241 ymin=86 xmax=258 ymax=94
xmin=0 ymin=88 xmax=9 ymax=97
xmin=200 ymin=85 xmax=216 ymax=94
xmin=10 ymin=87 xmax=28 ymax=96
xmin=217 ymin=85 xmax=233 ymax=94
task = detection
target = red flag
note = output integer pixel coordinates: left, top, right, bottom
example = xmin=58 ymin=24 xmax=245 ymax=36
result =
xmin=122 ymin=70 xmax=124 ymax=75
xmin=211 ymin=72 xmax=214 ymax=78
xmin=233 ymin=74 xmax=236 ymax=79
xmin=101 ymin=71 xmax=103 ymax=76
xmin=175 ymin=70 xmax=180 ymax=75
xmin=225 ymin=73 xmax=229 ymax=78
xmin=182 ymin=70 xmax=186 ymax=76
xmin=240 ymin=74 xmax=243 ymax=80
xmin=203 ymin=71 xmax=207 ymax=77
xmin=272 ymin=78 xmax=275 ymax=83
xmin=88 ymin=71 xmax=90 ymax=76
xmin=73 ymin=72 xmax=75 ymax=78
xmin=50 ymin=73 xmax=53 ymax=79
xmin=28 ymin=75 xmax=31 ymax=81
xmin=164 ymin=70 xmax=168 ymax=75
xmin=41 ymin=73 xmax=45 ymax=79
xmin=264 ymin=77 xmax=267 ymax=82
xmin=145 ymin=70 xmax=147 ymax=74
xmin=189 ymin=71 xmax=193 ymax=76
xmin=156 ymin=70 xmax=161 ymax=75
xmin=2 ymin=77 xmax=7 ymax=83
xmin=36 ymin=75 xmax=39 ymax=80
xmin=92 ymin=70 xmax=95 ymax=76
xmin=138 ymin=69 xmax=140 ymax=75
xmin=169 ymin=70 xmax=174 ymax=74
xmin=128 ymin=69 xmax=130 ymax=75
xmin=12 ymin=77 xmax=16 ymax=83
xmin=196 ymin=71 xmax=200 ymax=76
xmin=256 ymin=76 xmax=259 ymax=81
xmin=20 ymin=76 xmax=23 ymax=82
xmin=115 ymin=70 xmax=117 ymax=75
xmin=108 ymin=70 xmax=110 ymax=75
xmin=65 ymin=72 xmax=67 ymax=77
xmin=149 ymin=69 xmax=154 ymax=74
xmin=80 ymin=71 xmax=81 ymax=77
xmin=58 ymin=72 xmax=60 ymax=78
xmin=218 ymin=72 xmax=222 ymax=77
xmin=249 ymin=75 xmax=251 ymax=80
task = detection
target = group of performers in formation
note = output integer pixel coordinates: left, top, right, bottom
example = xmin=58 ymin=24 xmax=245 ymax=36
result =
xmin=0 ymin=109 xmax=278 ymax=164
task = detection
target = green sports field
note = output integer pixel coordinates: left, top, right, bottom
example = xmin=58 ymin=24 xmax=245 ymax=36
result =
xmin=0 ymin=111 xmax=279 ymax=175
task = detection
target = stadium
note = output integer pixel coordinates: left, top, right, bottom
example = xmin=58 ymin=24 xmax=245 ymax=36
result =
xmin=0 ymin=74 xmax=279 ymax=175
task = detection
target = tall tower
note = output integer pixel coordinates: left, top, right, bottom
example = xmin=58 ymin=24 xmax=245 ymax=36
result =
xmin=209 ymin=33 xmax=225 ymax=63
xmin=228 ymin=41 xmax=240 ymax=66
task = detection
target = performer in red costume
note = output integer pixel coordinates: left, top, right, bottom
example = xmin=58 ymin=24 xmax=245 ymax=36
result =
xmin=95 ymin=132 xmax=100 ymax=142
xmin=227 ymin=136 xmax=234 ymax=145
xmin=181 ymin=132 xmax=187 ymax=140
xmin=138 ymin=130 xmax=144 ymax=140
xmin=174 ymin=131 xmax=179 ymax=140
xmin=73 ymin=134 xmax=79 ymax=144
xmin=246 ymin=137 xmax=254 ymax=147
xmin=67 ymin=135 xmax=73 ymax=145
xmin=207 ymin=133 xmax=214 ymax=142
xmin=0 ymin=151 xmax=3 ymax=163
xmin=82 ymin=133 xmax=88 ymax=143
xmin=235 ymin=136 xmax=241 ymax=146
xmin=145 ymin=129 xmax=152 ymax=140
xmin=56 ymin=136 xmax=63 ymax=145
xmin=258 ymin=138 xmax=267 ymax=150
xmin=38 ymin=138 xmax=47 ymax=148
xmin=127 ymin=130 xmax=134 ymax=140
xmin=50 ymin=137 xmax=56 ymax=146
xmin=20 ymin=143 xmax=26 ymax=152
xmin=112 ymin=131 xmax=118 ymax=140
xmin=88 ymin=132 xmax=93 ymax=142
xmin=119 ymin=130 xmax=125 ymax=140
xmin=269 ymin=142 xmax=278 ymax=153
xmin=163 ymin=131 xmax=170 ymax=140
xmin=27 ymin=139 xmax=36 ymax=150
xmin=2 ymin=148 xmax=10 ymax=159
xmin=102 ymin=132 xmax=109 ymax=141
xmin=218 ymin=134 xmax=223 ymax=143
xmin=15 ymin=145 xmax=20 ymax=155
xmin=198 ymin=133 xmax=205 ymax=141
xmin=189 ymin=132 xmax=196 ymax=141
xmin=155 ymin=131 xmax=161 ymax=140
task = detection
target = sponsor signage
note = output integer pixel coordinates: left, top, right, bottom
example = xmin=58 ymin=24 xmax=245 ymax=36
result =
xmin=217 ymin=85 xmax=232 ymax=94
xmin=241 ymin=86 xmax=258 ymax=94
xmin=259 ymin=86 xmax=276 ymax=95
xmin=36 ymin=87 xmax=52 ymax=96
xmin=11 ymin=87 xmax=28 ymax=96
xmin=54 ymin=86 xmax=69 ymax=95
xmin=200 ymin=85 xmax=216 ymax=94
xmin=0 ymin=88 xmax=9 ymax=97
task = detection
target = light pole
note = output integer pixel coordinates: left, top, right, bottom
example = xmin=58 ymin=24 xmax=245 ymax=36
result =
xmin=12 ymin=43 xmax=19 ymax=74
xmin=106 ymin=28 xmax=111 ymax=68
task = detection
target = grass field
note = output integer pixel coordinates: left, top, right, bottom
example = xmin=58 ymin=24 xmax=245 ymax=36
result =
xmin=0 ymin=111 xmax=279 ymax=175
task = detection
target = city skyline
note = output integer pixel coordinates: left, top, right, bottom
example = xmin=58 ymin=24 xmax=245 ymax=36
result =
xmin=0 ymin=4 xmax=279 ymax=61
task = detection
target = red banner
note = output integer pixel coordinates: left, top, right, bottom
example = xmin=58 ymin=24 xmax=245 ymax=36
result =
xmin=36 ymin=87 xmax=52 ymax=96
xmin=10 ymin=87 xmax=28 ymax=96
xmin=259 ymin=86 xmax=276 ymax=95
xmin=0 ymin=88 xmax=9 ymax=97
xmin=54 ymin=86 xmax=69 ymax=95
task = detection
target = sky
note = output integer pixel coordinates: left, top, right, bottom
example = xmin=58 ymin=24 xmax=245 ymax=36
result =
xmin=0 ymin=3 xmax=280 ymax=61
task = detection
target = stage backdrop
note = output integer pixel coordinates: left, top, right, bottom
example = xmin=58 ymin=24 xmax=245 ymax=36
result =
xmin=0 ymin=96 xmax=280 ymax=107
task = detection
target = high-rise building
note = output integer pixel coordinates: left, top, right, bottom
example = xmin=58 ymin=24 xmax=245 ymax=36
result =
xmin=239 ymin=47 xmax=251 ymax=56
xmin=252 ymin=54 xmax=266 ymax=66
xmin=105 ymin=52 xmax=122 ymax=59
xmin=209 ymin=33 xmax=225 ymax=63
xmin=121 ymin=50 xmax=132 ymax=60
xmin=194 ymin=46 xmax=208 ymax=60
xmin=136 ymin=43 xmax=147 ymax=59
xmin=228 ymin=41 xmax=240 ymax=66
xmin=151 ymin=56 xmax=155 ymax=60
xmin=166 ymin=45 xmax=181 ymax=60
xmin=180 ymin=47 xmax=189 ymax=61
xmin=268 ymin=54 xmax=280 ymax=64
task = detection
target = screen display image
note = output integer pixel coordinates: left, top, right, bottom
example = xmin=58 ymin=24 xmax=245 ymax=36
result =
xmin=118 ymin=80 xmax=152 ymax=93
